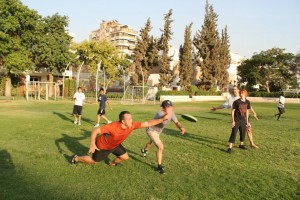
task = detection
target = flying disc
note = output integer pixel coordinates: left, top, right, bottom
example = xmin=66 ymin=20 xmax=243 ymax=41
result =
xmin=181 ymin=114 xmax=197 ymax=122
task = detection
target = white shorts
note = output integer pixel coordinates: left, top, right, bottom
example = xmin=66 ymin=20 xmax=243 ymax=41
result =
xmin=146 ymin=130 xmax=162 ymax=146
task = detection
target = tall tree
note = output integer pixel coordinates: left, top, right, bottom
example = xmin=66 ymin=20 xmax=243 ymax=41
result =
xmin=33 ymin=13 xmax=73 ymax=74
xmin=237 ymin=48 xmax=294 ymax=92
xmin=0 ymin=0 xmax=41 ymax=96
xmin=132 ymin=18 xmax=152 ymax=85
xmin=159 ymin=9 xmax=174 ymax=88
xmin=218 ymin=26 xmax=231 ymax=90
xmin=193 ymin=1 xmax=220 ymax=90
xmin=179 ymin=23 xmax=193 ymax=90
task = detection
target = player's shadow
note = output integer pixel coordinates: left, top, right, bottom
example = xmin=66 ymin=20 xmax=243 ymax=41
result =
xmin=53 ymin=111 xmax=73 ymax=123
xmin=55 ymin=131 xmax=91 ymax=163
xmin=66 ymin=112 xmax=95 ymax=125
xmin=126 ymin=149 xmax=155 ymax=169
xmin=163 ymin=128 xmax=227 ymax=153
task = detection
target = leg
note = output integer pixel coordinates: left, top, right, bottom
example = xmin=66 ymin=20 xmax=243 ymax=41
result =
xmin=144 ymin=140 xmax=153 ymax=151
xmin=148 ymin=131 xmax=163 ymax=165
xmin=109 ymin=144 xmax=128 ymax=166
xmin=228 ymin=124 xmax=239 ymax=149
xmin=78 ymin=115 xmax=81 ymax=124
xmin=96 ymin=115 xmax=101 ymax=124
xmin=75 ymin=155 xmax=97 ymax=164
xmin=238 ymin=123 xmax=247 ymax=149
xmin=101 ymin=115 xmax=110 ymax=123
xmin=247 ymin=127 xmax=258 ymax=148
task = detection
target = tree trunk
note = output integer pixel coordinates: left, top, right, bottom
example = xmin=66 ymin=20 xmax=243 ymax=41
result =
xmin=265 ymin=81 xmax=270 ymax=93
xmin=48 ymin=73 xmax=54 ymax=97
xmin=5 ymin=75 xmax=11 ymax=97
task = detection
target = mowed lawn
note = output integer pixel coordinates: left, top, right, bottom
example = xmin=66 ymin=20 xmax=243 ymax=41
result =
xmin=0 ymin=99 xmax=299 ymax=200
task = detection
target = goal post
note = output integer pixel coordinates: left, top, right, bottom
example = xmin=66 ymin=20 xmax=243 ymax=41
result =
xmin=121 ymin=86 xmax=157 ymax=105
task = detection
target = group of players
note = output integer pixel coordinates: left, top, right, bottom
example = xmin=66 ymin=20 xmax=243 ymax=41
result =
xmin=71 ymin=85 xmax=285 ymax=174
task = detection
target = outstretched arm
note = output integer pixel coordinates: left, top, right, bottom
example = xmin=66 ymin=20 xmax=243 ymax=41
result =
xmin=140 ymin=113 xmax=171 ymax=128
xmin=107 ymin=100 xmax=112 ymax=111
xmin=211 ymin=105 xmax=225 ymax=111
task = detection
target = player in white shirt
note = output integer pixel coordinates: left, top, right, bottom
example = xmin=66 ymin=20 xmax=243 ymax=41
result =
xmin=275 ymin=92 xmax=285 ymax=121
xmin=73 ymin=87 xmax=85 ymax=125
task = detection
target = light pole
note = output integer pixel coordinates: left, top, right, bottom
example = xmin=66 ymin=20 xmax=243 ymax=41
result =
xmin=96 ymin=61 xmax=101 ymax=101
xmin=76 ymin=61 xmax=84 ymax=89
xmin=140 ymin=66 xmax=145 ymax=103
xmin=119 ymin=65 xmax=126 ymax=98
xmin=62 ymin=62 xmax=70 ymax=99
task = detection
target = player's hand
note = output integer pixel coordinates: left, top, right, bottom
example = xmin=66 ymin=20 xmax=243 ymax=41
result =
xmin=88 ymin=144 xmax=99 ymax=154
xmin=180 ymin=128 xmax=186 ymax=135
xmin=232 ymin=121 xmax=235 ymax=128
xmin=211 ymin=107 xmax=216 ymax=112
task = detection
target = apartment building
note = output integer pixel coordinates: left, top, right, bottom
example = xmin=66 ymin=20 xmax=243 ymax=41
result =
xmin=89 ymin=20 xmax=138 ymax=56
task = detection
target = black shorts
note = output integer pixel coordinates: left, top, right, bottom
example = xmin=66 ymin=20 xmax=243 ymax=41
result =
xmin=278 ymin=107 xmax=285 ymax=114
xmin=92 ymin=144 xmax=127 ymax=162
xmin=73 ymin=105 xmax=83 ymax=115
xmin=97 ymin=108 xmax=106 ymax=116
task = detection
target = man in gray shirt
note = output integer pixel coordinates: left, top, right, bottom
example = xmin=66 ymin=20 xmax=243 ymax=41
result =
xmin=141 ymin=100 xmax=185 ymax=174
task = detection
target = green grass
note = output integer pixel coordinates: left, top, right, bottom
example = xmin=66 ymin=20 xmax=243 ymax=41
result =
xmin=0 ymin=100 xmax=299 ymax=200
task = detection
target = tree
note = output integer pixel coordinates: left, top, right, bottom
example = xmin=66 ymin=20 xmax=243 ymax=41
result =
xmin=193 ymin=1 xmax=222 ymax=90
xmin=237 ymin=48 xmax=295 ymax=92
xmin=71 ymin=40 xmax=128 ymax=91
xmin=0 ymin=0 xmax=41 ymax=96
xmin=33 ymin=13 xmax=74 ymax=74
xmin=159 ymin=9 xmax=174 ymax=88
xmin=179 ymin=23 xmax=193 ymax=90
xmin=218 ymin=26 xmax=231 ymax=90
xmin=132 ymin=18 xmax=152 ymax=85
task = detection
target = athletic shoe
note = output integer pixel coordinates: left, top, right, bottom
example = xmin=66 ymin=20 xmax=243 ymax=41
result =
xmin=74 ymin=119 xmax=78 ymax=124
xmin=157 ymin=165 xmax=165 ymax=174
xmin=141 ymin=148 xmax=148 ymax=157
xmin=227 ymin=148 xmax=232 ymax=154
xmin=94 ymin=123 xmax=100 ymax=127
xmin=78 ymin=121 xmax=81 ymax=126
xmin=239 ymin=145 xmax=247 ymax=150
xmin=107 ymin=120 xmax=112 ymax=124
xmin=71 ymin=155 xmax=78 ymax=164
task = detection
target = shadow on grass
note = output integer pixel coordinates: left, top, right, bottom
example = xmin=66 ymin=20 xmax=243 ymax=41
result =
xmin=0 ymin=149 xmax=58 ymax=199
xmin=126 ymin=149 xmax=156 ymax=169
xmin=53 ymin=111 xmax=94 ymax=125
xmin=163 ymin=128 xmax=227 ymax=153
xmin=55 ymin=131 xmax=90 ymax=163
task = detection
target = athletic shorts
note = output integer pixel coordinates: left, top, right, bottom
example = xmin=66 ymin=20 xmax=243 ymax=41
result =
xmin=73 ymin=105 xmax=83 ymax=115
xmin=97 ymin=108 xmax=106 ymax=116
xmin=278 ymin=107 xmax=285 ymax=114
xmin=146 ymin=130 xmax=162 ymax=146
xmin=92 ymin=144 xmax=126 ymax=162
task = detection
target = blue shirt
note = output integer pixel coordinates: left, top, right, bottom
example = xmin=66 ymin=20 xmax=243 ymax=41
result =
xmin=98 ymin=94 xmax=107 ymax=109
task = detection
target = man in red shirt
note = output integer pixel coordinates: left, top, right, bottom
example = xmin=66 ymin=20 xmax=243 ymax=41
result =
xmin=72 ymin=110 xmax=171 ymax=166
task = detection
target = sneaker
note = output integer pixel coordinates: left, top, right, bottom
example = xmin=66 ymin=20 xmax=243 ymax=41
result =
xmin=71 ymin=155 xmax=78 ymax=164
xmin=141 ymin=148 xmax=148 ymax=157
xmin=74 ymin=119 xmax=78 ymax=124
xmin=157 ymin=165 xmax=165 ymax=174
xmin=107 ymin=120 xmax=112 ymax=124
xmin=227 ymin=148 xmax=232 ymax=154
xmin=94 ymin=123 xmax=100 ymax=127
xmin=78 ymin=121 xmax=81 ymax=126
xmin=239 ymin=145 xmax=247 ymax=150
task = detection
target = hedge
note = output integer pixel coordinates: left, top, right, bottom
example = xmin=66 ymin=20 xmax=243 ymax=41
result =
xmin=249 ymin=91 xmax=300 ymax=98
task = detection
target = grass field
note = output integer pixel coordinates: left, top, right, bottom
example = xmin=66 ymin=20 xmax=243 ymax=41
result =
xmin=0 ymin=99 xmax=299 ymax=200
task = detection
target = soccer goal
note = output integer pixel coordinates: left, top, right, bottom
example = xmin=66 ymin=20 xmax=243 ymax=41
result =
xmin=121 ymin=86 xmax=157 ymax=105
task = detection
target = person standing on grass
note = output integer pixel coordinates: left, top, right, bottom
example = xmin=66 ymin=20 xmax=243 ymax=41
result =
xmin=140 ymin=100 xmax=186 ymax=174
xmin=275 ymin=92 xmax=285 ymax=121
xmin=227 ymin=89 xmax=250 ymax=154
xmin=73 ymin=87 xmax=85 ymax=126
xmin=212 ymin=85 xmax=259 ymax=148
xmin=94 ymin=88 xmax=112 ymax=127
xmin=72 ymin=111 xmax=171 ymax=167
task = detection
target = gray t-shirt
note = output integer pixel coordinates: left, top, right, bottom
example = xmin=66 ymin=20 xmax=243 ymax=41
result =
xmin=146 ymin=111 xmax=178 ymax=134
xmin=223 ymin=95 xmax=240 ymax=109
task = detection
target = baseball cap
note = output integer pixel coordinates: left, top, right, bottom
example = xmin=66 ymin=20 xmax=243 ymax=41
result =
xmin=161 ymin=100 xmax=173 ymax=107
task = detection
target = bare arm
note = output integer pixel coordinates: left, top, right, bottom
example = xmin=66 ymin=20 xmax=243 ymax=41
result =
xmin=250 ymin=106 xmax=259 ymax=120
xmin=88 ymin=128 xmax=101 ymax=154
xmin=211 ymin=105 xmax=225 ymax=111
xmin=140 ymin=113 xmax=170 ymax=128
xmin=175 ymin=121 xmax=185 ymax=135
xmin=246 ymin=109 xmax=249 ymax=125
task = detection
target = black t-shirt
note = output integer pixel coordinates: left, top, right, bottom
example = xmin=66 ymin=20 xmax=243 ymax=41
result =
xmin=232 ymin=99 xmax=251 ymax=123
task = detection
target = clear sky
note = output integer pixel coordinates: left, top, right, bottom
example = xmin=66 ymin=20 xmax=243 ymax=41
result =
xmin=20 ymin=0 xmax=300 ymax=58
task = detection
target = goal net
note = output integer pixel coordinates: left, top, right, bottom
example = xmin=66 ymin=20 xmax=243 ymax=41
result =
xmin=121 ymin=86 xmax=157 ymax=105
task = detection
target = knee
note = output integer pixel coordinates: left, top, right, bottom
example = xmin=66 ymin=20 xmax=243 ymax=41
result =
xmin=157 ymin=143 xmax=164 ymax=151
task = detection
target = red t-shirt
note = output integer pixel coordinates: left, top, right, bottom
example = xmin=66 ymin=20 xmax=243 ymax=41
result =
xmin=96 ymin=121 xmax=142 ymax=150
